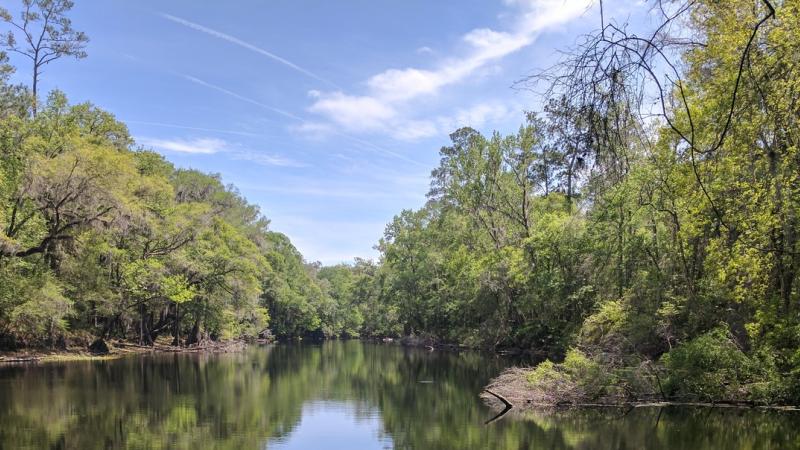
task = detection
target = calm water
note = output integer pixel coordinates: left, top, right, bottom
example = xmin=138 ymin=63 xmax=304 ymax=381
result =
xmin=0 ymin=341 xmax=798 ymax=449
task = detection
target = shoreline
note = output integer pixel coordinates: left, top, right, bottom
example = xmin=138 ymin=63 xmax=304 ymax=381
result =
xmin=481 ymin=395 xmax=800 ymax=412
xmin=379 ymin=335 xmax=543 ymax=359
xmin=480 ymin=367 xmax=800 ymax=413
xmin=5 ymin=338 xmax=798 ymax=412
xmin=0 ymin=334 xmax=513 ymax=365
xmin=0 ymin=339 xmax=259 ymax=364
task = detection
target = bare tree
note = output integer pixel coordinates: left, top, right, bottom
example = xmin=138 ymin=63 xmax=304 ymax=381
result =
xmin=0 ymin=0 xmax=88 ymax=115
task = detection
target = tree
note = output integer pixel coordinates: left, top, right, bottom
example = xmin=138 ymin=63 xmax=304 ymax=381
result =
xmin=0 ymin=0 xmax=88 ymax=115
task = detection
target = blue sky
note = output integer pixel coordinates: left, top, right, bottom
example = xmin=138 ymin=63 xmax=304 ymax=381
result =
xmin=4 ymin=0 xmax=646 ymax=264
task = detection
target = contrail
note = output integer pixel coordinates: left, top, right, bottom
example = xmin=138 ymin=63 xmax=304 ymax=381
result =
xmin=160 ymin=13 xmax=341 ymax=89
xmin=335 ymin=132 xmax=426 ymax=168
xmin=125 ymin=120 xmax=263 ymax=137
xmin=183 ymin=74 xmax=304 ymax=121
xmin=181 ymin=74 xmax=424 ymax=167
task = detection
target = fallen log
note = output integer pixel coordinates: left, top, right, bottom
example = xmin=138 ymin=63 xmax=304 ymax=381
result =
xmin=0 ymin=356 xmax=41 ymax=363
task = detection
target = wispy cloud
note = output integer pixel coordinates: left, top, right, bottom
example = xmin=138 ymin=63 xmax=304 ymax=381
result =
xmin=181 ymin=74 xmax=425 ymax=167
xmin=305 ymin=0 xmax=592 ymax=141
xmin=139 ymin=136 xmax=305 ymax=167
xmin=243 ymin=184 xmax=422 ymax=200
xmin=159 ymin=13 xmax=340 ymax=89
xmin=139 ymin=137 xmax=227 ymax=154
xmin=436 ymin=101 xmax=517 ymax=133
xmin=231 ymin=150 xmax=307 ymax=168
xmin=126 ymin=120 xmax=263 ymax=137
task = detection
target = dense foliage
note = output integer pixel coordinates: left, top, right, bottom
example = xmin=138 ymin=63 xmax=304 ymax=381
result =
xmin=0 ymin=51 xmax=364 ymax=347
xmin=3 ymin=0 xmax=800 ymax=405
xmin=318 ymin=0 xmax=800 ymax=404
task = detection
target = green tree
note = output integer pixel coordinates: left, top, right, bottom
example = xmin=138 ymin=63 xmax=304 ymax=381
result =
xmin=0 ymin=0 xmax=88 ymax=115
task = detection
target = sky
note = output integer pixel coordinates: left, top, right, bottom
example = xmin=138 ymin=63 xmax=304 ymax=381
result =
xmin=4 ymin=0 xmax=648 ymax=264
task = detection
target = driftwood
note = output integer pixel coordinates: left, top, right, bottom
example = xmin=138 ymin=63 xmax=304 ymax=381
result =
xmin=483 ymin=388 xmax=514 ymax=424
xmin=0 ymin=356 xmax=41 ymax=363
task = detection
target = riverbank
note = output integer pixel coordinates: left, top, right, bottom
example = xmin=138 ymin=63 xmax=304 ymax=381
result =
xmin=0 ymin=339 xmax=253 ymax=364
xmin=0 ymin=334 xmax=483 ymax=364
xmin=481 ymin=366 xmax=800 ymax=412
xmin=386 ymin=335 xmax=545 ymax=360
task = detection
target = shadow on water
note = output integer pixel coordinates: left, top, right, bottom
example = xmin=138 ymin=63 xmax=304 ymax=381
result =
xmin=0 ymin=341 xmax=798 ymax=449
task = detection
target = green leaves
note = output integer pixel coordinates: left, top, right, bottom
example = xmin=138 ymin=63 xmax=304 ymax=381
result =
xmin=661 ymin=326 xmax=764 ymax=402
xmin=121 ymin=260 xmax=195 ymax=305
xmin=0 ymin=85 xmax=325 ymax=346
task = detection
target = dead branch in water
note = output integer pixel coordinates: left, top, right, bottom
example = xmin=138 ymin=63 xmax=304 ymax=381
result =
xmin=483 ymin=388 xmax=514 ymax=424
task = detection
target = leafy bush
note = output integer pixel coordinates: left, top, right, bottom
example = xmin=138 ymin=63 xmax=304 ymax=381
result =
xmin=9 ymin=279 xmax=72 ymax=346
xmin=661 ymin=326 xmax=758 ymax=401
xmin=526 ymin=349 xmax=615 ymax=404
xmin=579 ymin=300 xmax=627 ymax=354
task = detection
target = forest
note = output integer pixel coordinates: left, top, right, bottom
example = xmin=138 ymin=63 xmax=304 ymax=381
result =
xmin=2 ymin=0 xmax=800 ymax=405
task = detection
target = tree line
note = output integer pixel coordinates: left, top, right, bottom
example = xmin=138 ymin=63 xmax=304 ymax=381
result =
xmin=0 ymin=80 xmax=357 ymax=347
xmin=321 ymin=0 xmax=800 ymax=403
xmin=0 ymin=0 xmax=372 ymax=349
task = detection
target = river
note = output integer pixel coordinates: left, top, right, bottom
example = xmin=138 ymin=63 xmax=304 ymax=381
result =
xmin=0 ymin=341 xmax=798 ymax=449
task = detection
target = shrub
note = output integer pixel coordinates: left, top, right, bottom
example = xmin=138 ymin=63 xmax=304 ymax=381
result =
xmin=579 ymin=300 xmax=627 ymax=354
xmin=9 ymin=279 xmax=72 ymax=347
xmin=661 ymin=326 xmax=757 ymax=402
xmin=526 ymin=349 xmax=614 ymax=404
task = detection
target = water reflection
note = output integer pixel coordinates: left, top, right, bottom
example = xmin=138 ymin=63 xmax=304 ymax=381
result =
xmin=268 ymin=401 xmax=390 ymax=450
xmin=0 ymin=341 xmax=798 ymax=449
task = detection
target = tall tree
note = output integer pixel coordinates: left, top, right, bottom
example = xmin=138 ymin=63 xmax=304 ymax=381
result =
xmin=0 ymin=0 xmax=88 ymax=115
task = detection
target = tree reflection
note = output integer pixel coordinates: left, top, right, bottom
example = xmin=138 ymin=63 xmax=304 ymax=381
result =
xmin=0 ymin=342 xmax=798 ymax=449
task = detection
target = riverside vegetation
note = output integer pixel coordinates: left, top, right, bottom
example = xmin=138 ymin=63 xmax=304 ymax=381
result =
xmin=2 ymin=0 xmax=800 ymax=407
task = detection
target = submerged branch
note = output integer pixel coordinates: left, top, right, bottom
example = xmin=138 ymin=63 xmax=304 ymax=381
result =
xmin=483 ymin=388 xmax=513 ymax=424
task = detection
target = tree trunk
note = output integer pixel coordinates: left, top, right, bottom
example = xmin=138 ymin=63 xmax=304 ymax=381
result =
xmin=31 ymin=61 xmax=38 ymax=117
xmin=172 ymin=303 xmax=181 ymax=347
xmin=186 ymin=319 xmax=201 ymax=346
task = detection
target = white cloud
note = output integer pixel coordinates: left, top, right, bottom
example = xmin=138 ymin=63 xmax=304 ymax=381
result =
xmin=245 ymin=185 xmax=418 ymax=200
xmin=462 ymin=28 xmax=529 ymax=57
xmin=438 ymin=102 xmax=517 ymax=131
xmin=231 ymin=150 xmax=306 ymax=168
xmin=520 ymin=0 xmax=593 ymax=31
xmin=289 ymin=121 xmax=335 ymax=139
xmin=306 ymin=0 xmax=593 ymax=141
xmin=140 ymin=136 xmax=305 ymax=167
xmin=299 ymin=100 xmax=517 ymax=142
xmin=181 ymin=74 xmax=424 ymax=166
xmin=390 ymin=119 xmax=439 ymax=141
xmin=367 ymin=68 xmax=445 ymax=102
xmin=416 ymin=46 xmax=434 ymax=55
xmin=268 ymin=216 xmax=386 ymax=264
xmin=140 ymin=137 xmax=227 ymax=154
xmin=308 ymin=92 xmax=396 ymax=132
xmin=393 ymin=102 xmax=516 ymax=140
